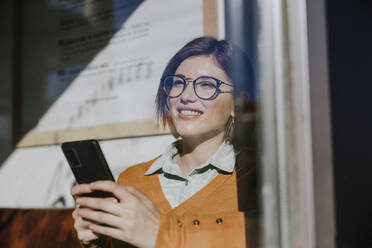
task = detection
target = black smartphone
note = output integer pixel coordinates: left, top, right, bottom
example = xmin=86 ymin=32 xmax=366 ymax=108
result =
xmin=62 ymin=139 xmax=115 ymax=198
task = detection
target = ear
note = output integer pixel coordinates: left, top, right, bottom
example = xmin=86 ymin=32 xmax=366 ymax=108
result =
xmin=230 ymin=103 xmax=236 ymax=118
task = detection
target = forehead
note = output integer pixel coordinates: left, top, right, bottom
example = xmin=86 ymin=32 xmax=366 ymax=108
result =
xmin=175 ymin=55 xmax=231 ymax=82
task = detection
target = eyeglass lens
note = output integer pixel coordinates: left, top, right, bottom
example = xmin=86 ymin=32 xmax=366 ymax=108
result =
xmin=163 ymin=76 xmax=218 ymax=99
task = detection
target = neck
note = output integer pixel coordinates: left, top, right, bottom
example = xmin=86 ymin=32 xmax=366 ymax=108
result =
xmin=175 ymin=132 xmax=225 ymax=176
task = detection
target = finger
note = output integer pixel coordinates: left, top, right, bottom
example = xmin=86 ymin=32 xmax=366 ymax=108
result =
xmin=78 ymin=208 xmax=122 ymax=228
xmin=72 ymin=208 xmax=79 ymax=220
xmin=74 ymin=208 xmax=97 ymax=228
xmin=89 ymin=181 xmax=135 ymax=202
xmin=88 ymin=223 xmax=126 ymax=242
xmin=75 ymin=216 xmax=97 ymax=230
xmin=71 ymin=184 xmax=92 ymax=198
xmin=77 ymin=229 xmax=99 ymax=242
xmin=76 ymin=197 xmax=122 ymax=216
xmin=106 ymin=197 xmax=119 ymax=203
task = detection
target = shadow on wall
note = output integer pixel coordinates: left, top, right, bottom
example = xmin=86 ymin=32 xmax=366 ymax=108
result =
xmin=13 ymin=0 xmax=144 ymax=147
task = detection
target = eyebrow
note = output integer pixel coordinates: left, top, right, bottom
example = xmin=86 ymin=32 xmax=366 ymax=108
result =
xmin=173 ymin=74 xmax=195 ymax=81
xmin=174 ymin=73 xmax=187 ymax=78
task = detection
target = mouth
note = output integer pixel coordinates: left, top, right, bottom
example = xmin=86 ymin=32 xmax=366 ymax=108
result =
xmin=176 ymin=107 xmax=203 ymax=119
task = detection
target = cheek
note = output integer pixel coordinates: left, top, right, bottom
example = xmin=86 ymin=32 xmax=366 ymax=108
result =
xmin=206 ymin=98 xmax=233 ymax=123
xmin=168 ymin=98 xmax=177 ymax=115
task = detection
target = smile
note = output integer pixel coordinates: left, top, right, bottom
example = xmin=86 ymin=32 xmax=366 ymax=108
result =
xmin=177 ymin=107 xmax=203 ymax=119
xmin=179 ymin=109 xmax=202 ymax=116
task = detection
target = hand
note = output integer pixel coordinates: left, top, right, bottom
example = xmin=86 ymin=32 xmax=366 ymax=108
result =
xmin=75 ymin=181 xmax=161 ymax=248
xmin=71 ymin=184 xmax=107 ymax=245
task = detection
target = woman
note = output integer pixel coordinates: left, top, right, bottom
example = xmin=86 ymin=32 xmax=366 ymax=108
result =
xmin=71 ymin=37 xmax=257 ymax=248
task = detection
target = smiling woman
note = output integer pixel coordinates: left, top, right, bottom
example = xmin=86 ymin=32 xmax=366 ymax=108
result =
xmin=71 ymin=37 xmax=258 ymax=248
xmin=167 ymin=56 xmax=234 ymax=150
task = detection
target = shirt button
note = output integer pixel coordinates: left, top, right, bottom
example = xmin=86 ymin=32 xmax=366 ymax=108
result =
xmin=177 ymin=220 xmax=183 ymax=227
xmin=216 ymin=218 xmax=223 ymax=224
xmin=193 ymin=220 xmax=200 ymax=226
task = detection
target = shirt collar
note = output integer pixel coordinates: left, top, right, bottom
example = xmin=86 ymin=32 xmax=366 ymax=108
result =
xmin=145 ymin=140 xmax=236 ymax=176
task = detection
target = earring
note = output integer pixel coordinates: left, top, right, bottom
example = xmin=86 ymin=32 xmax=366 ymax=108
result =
xmin=225 ymin=115 xmax=235 ymax=141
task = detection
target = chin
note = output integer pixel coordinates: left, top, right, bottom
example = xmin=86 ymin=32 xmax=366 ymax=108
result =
xmin=174 ymin=124 xmax=202 ymax=138
xmin=175 ymin=125 xmax=224 ymax=141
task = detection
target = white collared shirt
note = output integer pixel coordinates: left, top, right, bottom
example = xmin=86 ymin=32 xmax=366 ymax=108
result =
xmin=145 ymin=140 xmax=236 ymax=208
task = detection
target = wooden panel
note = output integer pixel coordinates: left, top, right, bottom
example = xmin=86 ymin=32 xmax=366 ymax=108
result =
xmin=203 ymin=0 xmax=219 ymax=38
xmin=0 ymin=208 xmax=80 ymax=248
xmin=17 ymin=119 xmax=170 ymax=147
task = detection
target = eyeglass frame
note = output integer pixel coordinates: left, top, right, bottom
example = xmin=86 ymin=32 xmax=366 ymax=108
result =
xmin=161 ymin=74 xmax=234 ymax=101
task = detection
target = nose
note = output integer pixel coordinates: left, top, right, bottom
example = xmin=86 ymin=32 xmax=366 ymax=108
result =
xmin=180 ymin=80 xmax=197 ymax=102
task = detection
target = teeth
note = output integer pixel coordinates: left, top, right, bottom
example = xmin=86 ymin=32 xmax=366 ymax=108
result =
xmin=180 ymin=110 xmax=202 ymax=116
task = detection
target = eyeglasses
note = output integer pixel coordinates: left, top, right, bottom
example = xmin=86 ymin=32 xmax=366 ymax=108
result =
xmin=162 ymin=75 xmax=233 ymax=100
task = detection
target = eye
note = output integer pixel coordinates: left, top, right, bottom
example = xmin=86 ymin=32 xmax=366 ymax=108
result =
xmin=173 ymin=79 xmax=185 ymax=88
xmin=196 ymin=80 xmax=217 ymax=89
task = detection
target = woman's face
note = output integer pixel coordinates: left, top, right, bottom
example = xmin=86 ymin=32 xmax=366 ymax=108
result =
xmin=168 ymin=55 xmax=234 ymax=140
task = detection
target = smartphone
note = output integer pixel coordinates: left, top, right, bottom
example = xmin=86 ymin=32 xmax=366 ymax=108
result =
xmin=62 ymin=139 xmax=115 ymax=198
